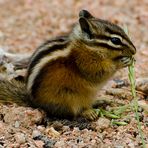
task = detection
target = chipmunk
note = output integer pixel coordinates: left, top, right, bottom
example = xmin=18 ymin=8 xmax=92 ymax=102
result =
xmin=0 ymin=10 xmax=136 ymax=120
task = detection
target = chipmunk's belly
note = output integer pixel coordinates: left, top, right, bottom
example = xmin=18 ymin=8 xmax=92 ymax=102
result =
xmin=34 ymin=83 xmax=97 ymax=117
xmin=66 ymin=87 xmax=97 ymax=116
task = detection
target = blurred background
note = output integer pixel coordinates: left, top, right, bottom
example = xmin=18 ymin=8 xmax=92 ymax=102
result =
xmin=0 ymin=0 xmax=147 ymax=77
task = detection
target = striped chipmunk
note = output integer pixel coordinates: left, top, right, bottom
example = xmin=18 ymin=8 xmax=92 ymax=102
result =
xmin=0 ymin=10 xmax=136 ymax=120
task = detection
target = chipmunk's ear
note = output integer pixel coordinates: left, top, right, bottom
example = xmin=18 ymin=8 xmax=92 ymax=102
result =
xmin=79 ymin=17 xmax=92 ymax=39
xmin=79 ymin=10 xmax=94 ymax=19
xmin=79 ymin=10 xmax=94 ymax=39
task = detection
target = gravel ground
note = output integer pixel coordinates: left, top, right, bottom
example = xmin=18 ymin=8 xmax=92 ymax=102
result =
xmin=0 ymin=0 xmax=148 ymax=147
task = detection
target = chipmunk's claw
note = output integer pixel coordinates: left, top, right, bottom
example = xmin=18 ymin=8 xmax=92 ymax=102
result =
xmin=81 ymin=109 xmax=98 ymax=121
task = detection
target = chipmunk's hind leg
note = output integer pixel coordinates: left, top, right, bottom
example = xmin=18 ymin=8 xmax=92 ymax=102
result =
xmin=33 ymin=101 xmax=75 ymax=120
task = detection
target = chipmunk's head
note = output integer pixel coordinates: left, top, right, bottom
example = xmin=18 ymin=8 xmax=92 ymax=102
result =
xmin=71 ymin=10 xmax=136 ymax=60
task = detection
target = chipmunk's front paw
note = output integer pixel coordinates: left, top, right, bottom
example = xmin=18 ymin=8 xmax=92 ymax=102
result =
xmin=118 ymin=56 xmax=133 ymax=68
xmin=81 ymin=109 xmax=98 ymax=121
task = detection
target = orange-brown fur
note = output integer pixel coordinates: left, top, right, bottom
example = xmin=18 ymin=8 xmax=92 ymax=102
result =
xmin=29 ymin=43 xmax=130 ymax=120
xmin=0 ymin=10 xmax=136 ymax=120
xmin=31 ymin=55 xmax=97 ymax=118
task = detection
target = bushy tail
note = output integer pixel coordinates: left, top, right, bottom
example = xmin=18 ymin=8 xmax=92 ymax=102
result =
xmin=0 ymin=79 xmax=30 ymax=106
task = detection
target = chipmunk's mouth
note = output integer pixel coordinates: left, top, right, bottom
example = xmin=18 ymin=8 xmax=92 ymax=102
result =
xmin=114 ymin=56 xmax=129 ymax=60
xmin=114 ymin=56 xmax=134 ymax=60
xmin=114 ymin=56 xmax=136 ymax=62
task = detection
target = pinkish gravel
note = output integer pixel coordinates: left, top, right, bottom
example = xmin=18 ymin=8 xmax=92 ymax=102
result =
xmin=0 ymin=0 xmax=148 ymax=147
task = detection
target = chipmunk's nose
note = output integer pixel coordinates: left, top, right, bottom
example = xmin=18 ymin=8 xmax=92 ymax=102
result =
xmin=130 ymin=43 xmax=136 ymax=55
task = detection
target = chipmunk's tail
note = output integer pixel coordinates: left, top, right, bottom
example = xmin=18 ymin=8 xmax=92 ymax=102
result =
xmin=0 ymin=79 xmax=30 ymax=106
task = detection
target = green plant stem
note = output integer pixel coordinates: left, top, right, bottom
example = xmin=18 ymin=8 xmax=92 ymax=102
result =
xmin=128 ymin=61 xmax=146 ymax=148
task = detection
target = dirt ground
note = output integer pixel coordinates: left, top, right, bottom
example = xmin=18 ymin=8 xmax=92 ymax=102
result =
xmin=0 ymin=0 xmax=147 ymax=147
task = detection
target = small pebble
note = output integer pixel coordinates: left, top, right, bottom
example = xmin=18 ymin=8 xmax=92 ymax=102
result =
xmin=32 ymin=130 xmax=41 ymax=138
xmin=9 ymin=143 xmax=20 ymax=148
xmin=128 ymin=142 xmax=135 ymax=148
xmin=14 ymin=121 xmax=20 ymax=128
xmin=0 ymin=121 xmax=5 ymax=131
xmin=91 ymin=139 xmax=96 ymax=145
xmin=62 ymin=126 xmax=70 ymax=132
xmin=55 ymin=140 xmax=65 ymax=147
xmin=6 ymin=143 xmax=20 ymax=148
xmin=114 ymin=146 xmax=124 ymax=148
xmin=138 ymin=100 xmax=148 ymax=113
xmin=52 ymin=121 xmax=63 ymax=131
xmin=106 ymin=88 xmax=132 ymax=100
xmin=15 ymin=133 xmax=26 ymax=144
xmin=37 ymin=125 xmax=45 ymax=132
xmin=136 ymin=78 xmax=148 ymax=95
xmin=45 ymin=127 xmax=60 ymax=137
xmin=34 ymin=140 xmax=44 ymax=148
xmin=96 ymin=117 xmax=110 ymax=130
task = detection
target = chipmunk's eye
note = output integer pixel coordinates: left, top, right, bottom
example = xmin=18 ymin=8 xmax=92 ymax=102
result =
xmin=111 ymin=37 xmax=121 ymax=45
